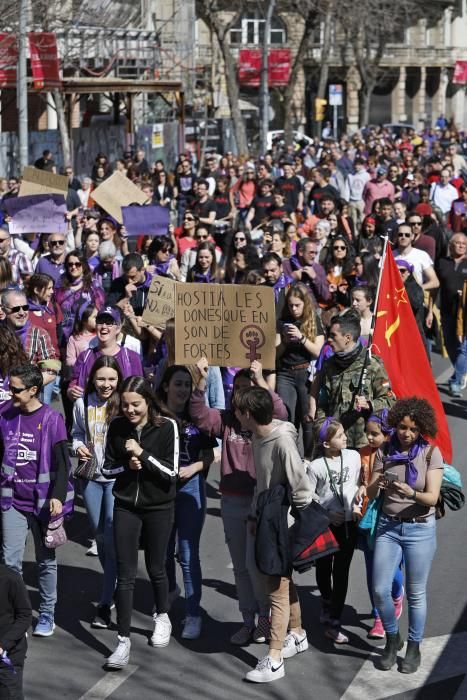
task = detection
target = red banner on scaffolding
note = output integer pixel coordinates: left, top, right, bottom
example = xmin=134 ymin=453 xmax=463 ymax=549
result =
xmin=0 ymin=34 xmax=18 ymax=87
xmin=238 ymin=49 xmax=291 ymax=87
xmin=453 ymin=60 xmax=467 ymax=85
xmin=29 ymin=32 xmax=61 ymax=89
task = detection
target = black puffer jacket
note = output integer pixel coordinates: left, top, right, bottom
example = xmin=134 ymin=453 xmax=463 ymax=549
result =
xmin=102 ymin=416 xmax=179 ymax=511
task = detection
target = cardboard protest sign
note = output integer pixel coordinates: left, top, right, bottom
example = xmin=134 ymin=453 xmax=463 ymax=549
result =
xmin=5 ymin=193 xmax=67 ymax=234
xmin=122 ymin=205 xmax=170 ymax=237
xmin=142 ymin=275 xmax=176 ymax=329
xmin=91 ymin=172 xmax=148 ymax=224
xmin=19 ymin=166 xmax=68 ymax=197
xmin=174 ymin=283 xmax=276 ymax=369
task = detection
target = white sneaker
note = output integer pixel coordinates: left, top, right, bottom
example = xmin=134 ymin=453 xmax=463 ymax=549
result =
xmin=150 ymin=613 xmax=172 ymax=647
xmin=106 ymin=635 xmax=131 ymax=669
xmin=282 ymin=631 xmax=308 ymax=658
xmin=245 ymin=655 xmax=285 ymax=683
xmin=182 ymin=615 xmax=202 ymax=640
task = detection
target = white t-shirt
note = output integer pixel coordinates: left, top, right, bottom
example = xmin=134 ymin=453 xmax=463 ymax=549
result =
xmin=305 ymin=448 xmax=361 ymax=520
xmin=394 ymin=247 xmax=433 ymax=285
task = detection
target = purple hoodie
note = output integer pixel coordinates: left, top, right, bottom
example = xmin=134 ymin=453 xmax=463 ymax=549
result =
xmin=69 ymin=345 xmax=143 ymax=393
xmin=189 ymin=387 xmax=288 ymax=496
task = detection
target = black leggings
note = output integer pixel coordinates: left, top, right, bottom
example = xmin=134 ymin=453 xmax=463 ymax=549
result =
xmin=315 ymin=521 xmax=358 ymax=622
xmin=113 ymin=505 xmax=174 ymax=637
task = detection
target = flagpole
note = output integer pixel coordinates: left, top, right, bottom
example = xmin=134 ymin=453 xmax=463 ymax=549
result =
xmin=367 ymin=234 xmax=391 ymax=358
xmin=353 ymin=235 xmax=390 ymax=402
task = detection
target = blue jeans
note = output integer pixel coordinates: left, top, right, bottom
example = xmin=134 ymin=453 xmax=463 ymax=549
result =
xmin=166 ymin=475 xmax=206 ymax=616
xmin=361 ymin=534 xmax=404 ymax=618
xmin=81 ymin=480 xmax=117 ymax=606
xmin=372 ymin=514 xmax=436 ymax=642
xmin=1 ymin=506 xmax=57 ymax=616
xmin=451 ymin=338 xmax=467 ymax=390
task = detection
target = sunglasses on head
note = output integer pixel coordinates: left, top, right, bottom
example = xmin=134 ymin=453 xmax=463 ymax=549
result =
xmin=10 ymin=385 xmax=28 ymax=395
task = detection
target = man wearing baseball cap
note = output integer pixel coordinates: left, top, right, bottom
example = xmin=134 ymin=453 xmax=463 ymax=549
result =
xmin=67 ymin=306 xmax=143 ymax=401
xmin=362 ymin=165 xmax=396 ymax=215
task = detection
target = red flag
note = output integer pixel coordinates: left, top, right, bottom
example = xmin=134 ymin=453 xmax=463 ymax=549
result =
xmin=372 ymin=246 xmax=452 ymax=462
xmin=0 ymin=33 xmax=18 ymax=87
xmin=28 ymin=32 xmax=61 ymax=89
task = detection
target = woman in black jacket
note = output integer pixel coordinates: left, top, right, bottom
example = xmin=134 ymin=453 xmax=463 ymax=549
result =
xmin=103 ymin=376 xmax=179 ymax=670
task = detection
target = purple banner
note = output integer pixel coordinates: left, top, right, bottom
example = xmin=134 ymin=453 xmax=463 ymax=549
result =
xmin=5 ymin=193 xmax=67 ymax=234
xmin=121 ymin=205 xmax=170 ymax=237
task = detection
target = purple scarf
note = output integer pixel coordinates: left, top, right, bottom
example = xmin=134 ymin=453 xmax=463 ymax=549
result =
xmin=272 ymin=273 xmax=293 ymax=302
xmin=154 ymin=255 xmax=174 ymax=277
xmin=289 ymin=254 xmax=302 ymax=271
xmin=27 ymin=300 xmax=53 ymax=315
xmin=384 ymin=435 xmax=428 ymax=488
xmin=14 ymin=321 xmax=30 ymax=346
xmin=192 ymin=270 xmax=214 ymax=284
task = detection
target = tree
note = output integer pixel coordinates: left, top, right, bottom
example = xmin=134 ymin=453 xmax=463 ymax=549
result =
xmin=341 ymin=0 xmax=446 ymax=127
xmin=280 ymin=1 xmax=319 ymax=145
xmin=196 ymin=0 xmax=249 ymax=155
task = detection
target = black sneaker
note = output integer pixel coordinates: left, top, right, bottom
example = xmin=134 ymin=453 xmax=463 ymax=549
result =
xmin=91 ymin=604 xmax=111 ymax=629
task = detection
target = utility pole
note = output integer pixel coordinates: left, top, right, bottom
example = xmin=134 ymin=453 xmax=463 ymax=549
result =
xmin=17 ymin=0 xmax=29 ymax=171
xmin=259 ymin=0 xmax=275 ymax=156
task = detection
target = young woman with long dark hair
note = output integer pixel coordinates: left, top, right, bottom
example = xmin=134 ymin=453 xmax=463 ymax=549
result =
xmin=156 ymin=365 xmax=216 ymax=639
xmin=274 ymin=282 xmax=325 ymax=457
xmin=72 ymin=356 xmax=123 ymax=628
xmin=102 ymin=376 xmax=179 ymax=669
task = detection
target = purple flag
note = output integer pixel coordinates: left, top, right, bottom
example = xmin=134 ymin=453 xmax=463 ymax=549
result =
xmin=5 ymin=193 xmax=67 ymax=234
xmin=121 ymin=205 xmax=170 ymax=237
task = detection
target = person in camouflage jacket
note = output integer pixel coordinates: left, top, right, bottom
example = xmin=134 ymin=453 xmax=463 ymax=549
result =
xmin=310 ymin=312 xmax=395 ymax=449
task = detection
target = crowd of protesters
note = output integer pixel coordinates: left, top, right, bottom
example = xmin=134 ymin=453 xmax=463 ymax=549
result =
xmin=0 ymin=121 xmax=465 ymax=692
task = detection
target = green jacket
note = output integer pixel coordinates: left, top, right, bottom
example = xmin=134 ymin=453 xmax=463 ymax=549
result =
xmin=316 ymin=347 xmax=395 ymax=448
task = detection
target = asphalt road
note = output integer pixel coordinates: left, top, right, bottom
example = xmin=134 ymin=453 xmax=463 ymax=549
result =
xmin=21 ymin=353 xmax=467 ymax=700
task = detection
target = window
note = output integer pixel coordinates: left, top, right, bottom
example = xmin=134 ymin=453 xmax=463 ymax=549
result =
xmin=230 ymin=14 xmax=287 ymax=45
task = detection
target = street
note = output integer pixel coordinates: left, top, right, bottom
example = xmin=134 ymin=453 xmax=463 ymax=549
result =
xmin=22 ymin=353 xmax=466 ymax=700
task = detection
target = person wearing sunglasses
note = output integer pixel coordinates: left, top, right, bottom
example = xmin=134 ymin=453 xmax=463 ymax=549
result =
xmin=55 ymin=250 xmax=105 ymax=345
xmin=0 ymin=228 xmax=33 ymax=285
xmin=0 ymin=363 xmax=74 ymax=639
xmin=393 ymin=223 xmax=439 ymax=291
xmin=1 ymin=288 xmax=59 ymax=393
xmin=35 ymin=234 xmax=67 ymax=284
xmin=406 ymin=214 xmax=436 ymax=262
xmin=176 ymin=212 xmax=199 ymax=259
xmin=321 ymin=235 xmax=355 ymax=313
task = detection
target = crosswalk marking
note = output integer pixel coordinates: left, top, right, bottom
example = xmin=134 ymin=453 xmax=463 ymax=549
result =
xmin=341 ymin=632 xmax=467 ymax=699
xmin=77 ymin=664 xmax=139 ymax=700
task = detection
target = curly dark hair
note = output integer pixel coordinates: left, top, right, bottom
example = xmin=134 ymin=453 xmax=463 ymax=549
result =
xmin=0 ymin=325 xmax=28 ymax=376
xmin=387 ymin=397 xmax=438 ymax=438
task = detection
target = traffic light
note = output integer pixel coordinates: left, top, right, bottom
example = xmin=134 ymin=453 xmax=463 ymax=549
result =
xmin=314 ymin=98 xmax=327 ymax=121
